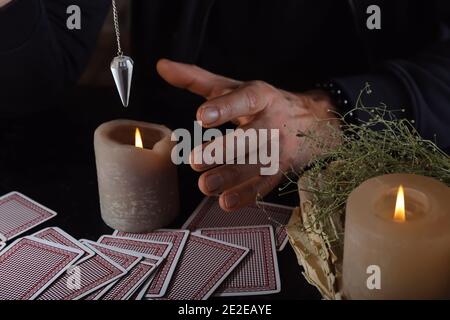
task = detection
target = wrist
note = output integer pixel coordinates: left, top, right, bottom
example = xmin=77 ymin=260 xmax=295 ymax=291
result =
xmin=315 ymin=81 xmax=351 ymax=112
xmin=300 ymin=89 xmax=338 ymax=119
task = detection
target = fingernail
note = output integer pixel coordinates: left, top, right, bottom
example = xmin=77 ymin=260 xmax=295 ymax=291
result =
xmin=201 ymin=106 xmax=219 ymax=124
xmin=205 ymin=174 xmax=223 ymax=192
xmin=224 ymin=193 xmax=240 ymax=209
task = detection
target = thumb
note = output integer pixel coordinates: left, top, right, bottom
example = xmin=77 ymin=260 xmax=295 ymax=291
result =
xmin=156 ymin=59 xmax=241 ymax=99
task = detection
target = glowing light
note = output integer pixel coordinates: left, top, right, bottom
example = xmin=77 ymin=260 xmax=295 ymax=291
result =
xmin=135 ymin=128 xmax=143 ymax=149
xmin=393 ymin=185 xmax=406 ymax=223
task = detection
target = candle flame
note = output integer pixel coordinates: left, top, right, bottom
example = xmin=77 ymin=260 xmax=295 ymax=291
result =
xmin=393 ymin=185 xmax=406 ymax=223
xmin=135 ymin=128 xmax=143 ymax=149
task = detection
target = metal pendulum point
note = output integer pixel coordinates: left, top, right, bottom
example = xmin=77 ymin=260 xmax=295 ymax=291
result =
xmin=110 ymin=0 xmax=133 ymax=107
xmin=111 ymin=55 xmax=133 ymax=108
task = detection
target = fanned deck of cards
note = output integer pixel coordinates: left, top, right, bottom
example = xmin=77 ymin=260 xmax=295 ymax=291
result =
xmin=113 ymin=229 xmax=189 ymax=298
xmin=80 ymin=240 xmax=161 ymax=300
xmin=0 ymin=192 xmax=291 ymax=300
xmin=183 ymin=197 xmax=293 ymax=251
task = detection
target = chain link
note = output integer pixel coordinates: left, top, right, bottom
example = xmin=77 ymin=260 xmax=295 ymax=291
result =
xmin=112 ymin=0 xmax=123 ymax=57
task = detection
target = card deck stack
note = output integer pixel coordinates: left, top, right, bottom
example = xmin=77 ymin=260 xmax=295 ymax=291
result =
xmin=82 ymin=241 xmax=163 ymax=300
xmin=113 ymin=229 xmax=189 ymax=298
xmin=0 ymin=192 xmax=292 ymax=300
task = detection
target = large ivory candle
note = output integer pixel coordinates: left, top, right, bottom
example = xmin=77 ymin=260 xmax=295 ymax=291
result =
xmin=343 ymin=174 xmax=450 ymax=300
xmin=94 ymin=119 xmax=179 ymax=233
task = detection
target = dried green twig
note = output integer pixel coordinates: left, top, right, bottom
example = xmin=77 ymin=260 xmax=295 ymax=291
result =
xmin=282 ymin=83 xmax=450 ymax=245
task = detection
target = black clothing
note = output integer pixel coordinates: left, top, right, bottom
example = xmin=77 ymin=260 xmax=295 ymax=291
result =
xmin=0 ymin=0 xmax=449 ymax=151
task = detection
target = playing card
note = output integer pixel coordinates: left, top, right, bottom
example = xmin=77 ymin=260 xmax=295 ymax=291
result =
xmin=37 ymin=243 xmax=127 ymax=300
xmin=78 ymin=240 xmax=144 ymax=300
xmin=97 ymin=235 xmax=172 ymax=263
xmin=0 ymin=233 xmax=5 ymax=251
xmin=104 ymin=262 xmax=158 ymax=300
xmin=33 ymin=227 xmax=95 ymax=264
xmin=82 ymin=240 xmax=162 ymax=300
xmin=129 ymin=256 xmax=163 ymax=300
xmin=0 ymin=236 xmax=83 ymax=300
xmin=183 ymin=197 xmax=293 ymax=251
xmin=81 ymin=240 xmax=142 ymax=269
xmin=196 ymin=225 xmax=281 ymax=296
xmin=113 ymin=229 xmax=189 ymax=298
xmin=0 ymin=192 xmax=57 ymax=241
xmin=97 ymin=235 xmax=171 ymax=299
xmin=154 ymin=234 xmax=249 ymax=300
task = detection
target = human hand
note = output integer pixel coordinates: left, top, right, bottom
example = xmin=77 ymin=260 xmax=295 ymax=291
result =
xmin=0 ymin=0 xmax=13 ymax=8
xmin=157 ymin=59 xmax=341 ymax=211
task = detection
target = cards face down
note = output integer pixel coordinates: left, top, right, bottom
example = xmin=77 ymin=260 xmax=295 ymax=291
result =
xmin=97 ymin=235 xmax=172 ymax=300
xmin=98 ymin=235 xmax=172 ymax=263
xmin=33 ymin=227 xmax=95 ymax=264
xmin=37 ymin=243 xmax=127 ymax=300
xmin=197 ymin=225 xmax=281 ymax=296
xmin=0 ymin=236 xmax=83 ymax=300
xmin=154 ymin=234 xmax=249 ymax=300
xmin=182 ymin=197 xmax=293 ymax=251
xmin=0 ymin=192 xmax=57 ymax=242
xmin=81 ymin=240 xmax=142 ymax=270
xmin=0 ymin=191 xmax=287 ymax=300
xmin=102 ymin=261 xmax=158 ymax=300
xmin=79 ymin=240 xmax=149 ymax=300
xmin=113 ymin=229 xmax=189 ymax=298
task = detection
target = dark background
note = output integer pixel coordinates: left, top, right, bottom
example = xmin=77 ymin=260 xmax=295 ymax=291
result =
xmin=0 ymin=1 xmax=320 ymax=300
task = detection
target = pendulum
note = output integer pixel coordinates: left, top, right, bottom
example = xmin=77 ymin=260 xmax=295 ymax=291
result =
xmin=110 ymin=0 xmax=133 ymax=107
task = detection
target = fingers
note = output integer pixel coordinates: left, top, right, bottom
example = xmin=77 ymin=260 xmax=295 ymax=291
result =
xmin=218 ymin=172 xmax=283 ymax=211
xmin=196 ymin=81 xmax=276 ymax=127
xmin=156 ymin=59 xmax=240 ymax=99
xmin=189 ymin=124 xmax=261 ymax=172
xmin=198 ymin=163 xmax=262 ymax=195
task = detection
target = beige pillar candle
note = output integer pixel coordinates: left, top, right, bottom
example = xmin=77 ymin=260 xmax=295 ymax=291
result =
xmin=343 ymin=174 xmax=450 ymax=300
xmin=94 ymin=119 xmax=179 ymax=233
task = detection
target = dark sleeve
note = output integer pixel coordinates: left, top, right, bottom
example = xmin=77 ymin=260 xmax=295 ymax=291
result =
xmin=0 ymin=0 xmax=110 ymax=117
xmin=332 ymin=3 xmax=450 ymax=153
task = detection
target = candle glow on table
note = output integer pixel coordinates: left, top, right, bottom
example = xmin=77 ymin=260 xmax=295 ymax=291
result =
xmin=94 ymin=119 xmax=179 ymax=233
xmin=342 ymin=174 xmax=450 ymax=300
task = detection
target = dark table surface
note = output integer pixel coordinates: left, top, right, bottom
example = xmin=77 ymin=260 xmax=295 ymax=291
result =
xmin=0 ymin=86 xmax=321 ymax=300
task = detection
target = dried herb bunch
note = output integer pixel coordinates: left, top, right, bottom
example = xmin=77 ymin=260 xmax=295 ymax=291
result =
xmin=283 ymin=84 xmax=450 ymax=245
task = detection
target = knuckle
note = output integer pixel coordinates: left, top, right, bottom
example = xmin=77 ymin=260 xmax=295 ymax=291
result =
xmin=243 ymin=88 xmax=259 ymax=112
xmin=252 ymin=80 xmax=273 ymax=91
xmin=249 ymin=80 xmax=267 ymax=89
xmin=250 ymin=80 xmax=279 ymax=101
